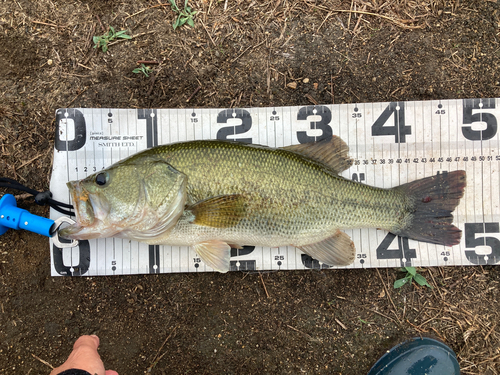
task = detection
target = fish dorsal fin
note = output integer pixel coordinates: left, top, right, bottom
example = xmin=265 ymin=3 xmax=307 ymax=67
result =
xmin=295 ymin=230 xmax=356 ymax=266
xmin=194 ymin=240 xmax=231 ymax=273
xmin=190 ymin=194 xmax=247 ymax=228
xmin=282 ymin=136 xmax=353 ymax=174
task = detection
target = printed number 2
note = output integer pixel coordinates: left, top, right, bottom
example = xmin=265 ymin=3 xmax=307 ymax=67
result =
xmin=216 ymin=109 xmax=252 ymax=143
xmin=464 ymin=223 xmax=500 ymax=265
xmin=371 ymin=102 xmax=411 ymax=143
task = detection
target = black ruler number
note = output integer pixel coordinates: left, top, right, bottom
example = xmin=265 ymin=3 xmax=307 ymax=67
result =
xmin=296 ymin=105 xmax=333 ymax=143
xmin=464 ymin=222 xmax=500 ymax=265
xmin=52 ymin=238 xmax=91 ymax=276
xmin=371 ymin=102 xmax=411 ymax=143
xmin=216 ymin=109 xmax=252 ymax=143
xmin=462 ymin=98 xmax=497 ymax=141
xmin=55 ymin=109 xmax=87 ymax=151
xmin=376 ymin=233 xmax=416 ymax=267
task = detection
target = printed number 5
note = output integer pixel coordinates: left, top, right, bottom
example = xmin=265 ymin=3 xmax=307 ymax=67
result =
xmin=464 ymin=222 xmax=500 ymax=265
xmin=462 ymin=99 xmax=497 ymax=141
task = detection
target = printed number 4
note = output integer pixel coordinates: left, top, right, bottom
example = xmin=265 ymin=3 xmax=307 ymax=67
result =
xmin=371 ymin=102 xmax=411 ymax=143
xmin=375 ymin=233 xmax=416 ymax=267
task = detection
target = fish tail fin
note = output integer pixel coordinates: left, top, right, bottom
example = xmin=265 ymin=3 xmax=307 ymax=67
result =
xmin=394 ymin=170 xmax=466 ymax=246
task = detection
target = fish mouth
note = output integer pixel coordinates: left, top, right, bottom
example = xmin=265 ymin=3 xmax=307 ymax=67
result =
xmin=59 ymin=181 xmax=110 ymax=240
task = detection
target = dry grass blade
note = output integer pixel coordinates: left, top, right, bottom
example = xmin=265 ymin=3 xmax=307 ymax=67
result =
xmin=375 ymin=268 xmax=401 ymax=325
xmin=312 ymin=4 xmax=423 ymax=29
xmin=31 ymin=354 xmax=54 ymax=369
xmin=147 ymin=325 xmax=179 ymax=372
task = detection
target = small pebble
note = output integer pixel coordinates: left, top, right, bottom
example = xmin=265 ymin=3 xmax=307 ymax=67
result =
xmin=303 ymin=78 xmax=310 ymax=83
xmin=287 ymin=82 xmax=297 ymax=89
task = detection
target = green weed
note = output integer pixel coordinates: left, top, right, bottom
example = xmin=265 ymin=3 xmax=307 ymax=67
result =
xmin=93 ymin=26 xmax=131 ymax=53
xmin=394 ymin=267 xmax=433 ymax=289
xmin=169 ymin=0 xmax=197 ymax=30
xmin=132 ymin=64 xmax=153 ymax=77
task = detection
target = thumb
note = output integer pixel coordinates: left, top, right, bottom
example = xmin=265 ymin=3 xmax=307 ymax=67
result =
xmin=50 ymin=335 xmax=106 ymax=375
xmin=73 ymin=335 xmax=100 ymax=350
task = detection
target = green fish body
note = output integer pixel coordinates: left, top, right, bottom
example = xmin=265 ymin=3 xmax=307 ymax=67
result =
xmin=60 ymin=137 xmax=466 ymax=272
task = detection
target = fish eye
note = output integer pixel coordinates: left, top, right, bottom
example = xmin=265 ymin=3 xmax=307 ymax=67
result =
xmin=95 ymin=172 xmax=109 ymax=186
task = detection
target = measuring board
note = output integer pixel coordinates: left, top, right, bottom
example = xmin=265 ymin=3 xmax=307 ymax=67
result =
xmin=49 ymin=98 xmax=500 ymax=276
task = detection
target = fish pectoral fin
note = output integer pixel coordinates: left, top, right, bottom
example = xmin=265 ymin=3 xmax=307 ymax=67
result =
xmin=282 ymin=136 xmax=353 ymax=174
xmin=194 ymin=240 xmax=231 ymax=273
xmin=295 ymin=230 xmax=356 ymax=266
xmin=190 ymin=194 xmax=247 ymax=228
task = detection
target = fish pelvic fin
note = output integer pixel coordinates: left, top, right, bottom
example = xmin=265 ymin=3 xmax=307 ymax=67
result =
xmin=190 ymin=194 xmax=247 ymax=228
xmin=194 ymin=240 xmax=231 ymax=273
xmin=295 ymin=230 xmax=356 ymax=267
xmin=393 ymin=170 xmax=467 ymax=246
xmin=282 ymin=136 xmax=353 ymax=174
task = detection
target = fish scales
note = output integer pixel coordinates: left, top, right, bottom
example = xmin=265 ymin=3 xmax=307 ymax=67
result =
xmin=139 ymin=141 xmax=407 ymax=247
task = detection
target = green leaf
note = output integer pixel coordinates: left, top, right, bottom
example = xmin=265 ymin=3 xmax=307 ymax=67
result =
xmin=414 ymin=274 xmax=433 ymax=289
xmin=186 ymin=17 xmax=194 ymax=27
xmin=170 ymin=0 xmax=179 ymax=12
xmin=116 ymin=30 xmax=131 ymax=39
xmin=394 ymin=276 xmax=412 ymax=289
xmin=405 ymin=267 xmax=417 ymax=276
xmin=178 ymin=17 xmax=188 ymax=26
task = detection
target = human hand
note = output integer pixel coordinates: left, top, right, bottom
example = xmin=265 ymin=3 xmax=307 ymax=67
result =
xmin=50 ymin=335 xmax=118 ymax=375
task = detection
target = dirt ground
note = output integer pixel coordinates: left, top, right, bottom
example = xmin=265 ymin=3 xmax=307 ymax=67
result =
xmin=1 ymin=0 xmax=500 ymax=374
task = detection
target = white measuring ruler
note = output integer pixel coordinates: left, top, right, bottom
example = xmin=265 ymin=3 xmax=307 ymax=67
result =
xmin=49 ymin=99 xmax=500 ymax=276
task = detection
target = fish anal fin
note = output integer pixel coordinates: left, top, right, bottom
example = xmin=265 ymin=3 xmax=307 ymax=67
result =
xmin=296 ymin=230 xmax=355 ymax=266
xmin=194 ymin=240 xmax=231 ymax=273
xmin=190 ymin=194 xmax=247 ymax=228
xmin=282 ymin=136 xmax=353 ymax=174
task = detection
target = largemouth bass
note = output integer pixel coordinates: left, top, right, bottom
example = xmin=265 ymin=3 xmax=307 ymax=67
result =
xmin=60 ymin=137 xmax=466 ymax=273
